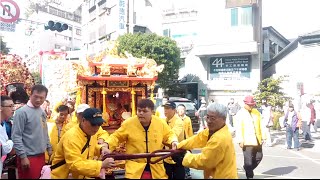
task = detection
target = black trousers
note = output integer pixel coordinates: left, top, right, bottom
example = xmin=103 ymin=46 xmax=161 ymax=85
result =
xmin=164 ymin=162 xmax=185 ymax=179
xmin=243 ymin=145 xmax=263 ymax=178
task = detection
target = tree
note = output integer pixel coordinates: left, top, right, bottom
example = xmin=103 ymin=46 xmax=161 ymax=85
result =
xmin=117 ymin=33 xmax=181 ymax=89
xmin=0 ymin=37 xmax=10 ymax=55
xmin=253 ymin=76 xmax=292 ymax=109
xmin=31 ymin=72 xmax=42 ymax=85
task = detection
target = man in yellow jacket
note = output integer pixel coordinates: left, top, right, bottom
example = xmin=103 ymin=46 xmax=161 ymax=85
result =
xmin=163 ymin=101 xmax=185 ymax=179
xmin=176 ymin=104 xmax=193 ymax=179
xmin=65 ymin=104 xmax=110 ymax=144
xmin=105 ymin=99 xmax=179 ymax=179
xmin=177 ymin=103 xmax=238 ymax=179
xmin=46 ymin=105 xmax=69 ymax=163
xmin=51 ymin=108 xmax=116 ymax=179
xmin=235 ymin=95 xmax=266 ymax=179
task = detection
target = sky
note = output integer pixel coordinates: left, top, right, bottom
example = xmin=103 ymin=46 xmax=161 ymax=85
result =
xmin=262 ymin=0 xmax=320 ymax=39
xmin=2 ymin=0 xmax=320 ymax=55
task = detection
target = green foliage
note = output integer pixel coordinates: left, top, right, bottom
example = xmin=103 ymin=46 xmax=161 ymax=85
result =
xmin=117 ymin=33 xmax=181 ymax=89
xmin=254 ymin=76 xmax=292 ymax=110
xmin=31 ymin=72 xmax=42 ymax=85
xmin=0 ymin=37 xmax=10 ymax=55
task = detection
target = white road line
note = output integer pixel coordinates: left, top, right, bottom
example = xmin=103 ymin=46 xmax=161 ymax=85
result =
xmin=289 ymin=150 xmax=320 ymax=165
xmin=236 ymin=153 xmax=320 ymax=161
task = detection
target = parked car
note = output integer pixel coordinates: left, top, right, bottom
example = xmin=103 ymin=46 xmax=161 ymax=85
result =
xmin=154 ymin=97 xmax=200 ymax=133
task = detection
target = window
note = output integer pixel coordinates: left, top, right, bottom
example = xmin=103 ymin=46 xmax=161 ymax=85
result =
xmin=163 ymin=29 xmax=170 ymax=37
xmin=49 ymin=7 xmax=58 ymax=15
xmin=76 ymin=29 xmax=81 ymax=35
xmin=231 ymin=8 xmax=238 ymax=26
xmin=230 ymin=6 xmax=252 ymax=26
xmin=55 ymin=44 xmax=61 ymax=49
xmin=69 ymin=26 xmax=73 ymax=31
xmin=64 ymin=36 xmax=68 ymax=40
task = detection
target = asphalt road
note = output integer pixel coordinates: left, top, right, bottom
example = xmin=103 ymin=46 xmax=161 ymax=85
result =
xmin=190 ymin=130 xmax=320 ymax=179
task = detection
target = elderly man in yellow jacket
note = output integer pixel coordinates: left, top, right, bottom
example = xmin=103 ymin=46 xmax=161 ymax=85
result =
xmin=162 ymin=101 xmax=186 ymax=179
xmin=177 ymin=103 xmax=238 ymax=179
xmin=105 ymin=99 xmax=178 ymax=179
xmin=51 ymin=108 xmax=116 ymax=179
xmin=234 ymin=95 xmax=266 ymax=179
xmin=65 ymin=104 xmax=110 ymax=144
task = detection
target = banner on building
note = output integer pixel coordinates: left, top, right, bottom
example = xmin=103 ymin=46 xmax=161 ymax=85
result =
xmin=209 ymin=55 xmax=251 ymax=80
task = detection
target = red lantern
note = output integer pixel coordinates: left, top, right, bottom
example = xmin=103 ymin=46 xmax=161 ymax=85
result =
xmin=50 ymin=49 xmax=55 ymax=55
xmin=39 ymin=51 xmax=43 ymax=56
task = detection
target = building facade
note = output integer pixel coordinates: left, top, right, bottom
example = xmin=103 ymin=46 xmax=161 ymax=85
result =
xmin=22 ymin=3 xmax=83 ymax=73
xmin=163 ymin=0 xmax=263 ymax=104
xmin=25 ymin=4 xmax=82 ymax=55
xmin=82 ymin=0 xmax=162 ymax=55
xmin=263 ymin=31 xmax=320 ymax=110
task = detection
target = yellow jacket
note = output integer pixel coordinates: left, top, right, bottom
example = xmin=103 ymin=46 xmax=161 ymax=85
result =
xmin=51 ymin=126 xmax=103 ymax=179
xmin=235 ymin=108 xmax=266 ymax=145
xmin=45 ymin=122 xmax=68 ymax=162
xmin=106 ymin=115 xmax=178 ymax=179
xmin=180 ymin=115 xmax=193 ymax=139
xmin=164 ymin=114 xmax=185 ymax=164
xmin=64 ymin=121 xmax=110 ymax=141
xmin=178 ymin=126 xmax=238 ymax=179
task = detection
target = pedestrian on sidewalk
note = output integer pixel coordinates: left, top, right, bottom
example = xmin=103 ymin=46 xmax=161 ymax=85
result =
xmin=284 ymin=103 xmax=300 ymax=150
xmin=196 ymin=100 xmax=207 ymax=133
xmin=261 ymin=99 xmax=274 ymax=147
xmin=235 ymin=95 xmax=266 ymax=179
xmin=301 ymin=102 xmax=312 ymax=142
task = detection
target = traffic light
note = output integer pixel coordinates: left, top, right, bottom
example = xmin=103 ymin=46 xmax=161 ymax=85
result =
xmin=44 ymin=21 xmax=68 ymax=32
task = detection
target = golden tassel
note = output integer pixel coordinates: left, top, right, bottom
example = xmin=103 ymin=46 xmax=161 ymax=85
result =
xmin=131 ymin=89 xmax=136 ymax=117
xmin=101 ymin=87 xmax=109 ymax=126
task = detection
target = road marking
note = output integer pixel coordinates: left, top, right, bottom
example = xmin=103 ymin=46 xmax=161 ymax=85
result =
xmin=289 ymin=150 xmax=320 ymax=165
xmin=237 ymin=172 xmax=304 ymax=179
xmin=236 ymin=153 xmax=320 ymax=161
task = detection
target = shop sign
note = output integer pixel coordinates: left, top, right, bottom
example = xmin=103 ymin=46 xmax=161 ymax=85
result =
xmin=209 ymin=55 xmax=251 ymax=80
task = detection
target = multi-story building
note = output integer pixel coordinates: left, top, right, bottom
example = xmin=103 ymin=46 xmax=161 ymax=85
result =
xmin=25 ymin=3 xmax=82 ymax=55
xmin=81 ymin=0 xmax=162 ymax=55
xmin=23 ymin=2 xmax=83 ymax=72
xmin=262 ymin=26 xmax=290 ymax=67
xmin=162 ymin=0 xmax=263 ymax=104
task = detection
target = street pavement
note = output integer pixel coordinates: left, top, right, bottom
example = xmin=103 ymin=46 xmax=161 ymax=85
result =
xmin=190 ymin=130 xmax=320 ymax=179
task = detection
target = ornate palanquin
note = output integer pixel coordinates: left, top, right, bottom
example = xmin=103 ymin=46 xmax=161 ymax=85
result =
xmin=0 ymin=54 xmax=35 ymax=95
xmin=73 ymin=49 xmax=164 ymax=131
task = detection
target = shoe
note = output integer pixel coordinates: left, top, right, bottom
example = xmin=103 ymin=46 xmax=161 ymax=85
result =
xmin=296 ymin=148 xmax=300 ymax=151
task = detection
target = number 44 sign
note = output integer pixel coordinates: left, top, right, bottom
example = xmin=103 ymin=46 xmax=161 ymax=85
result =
xmin=211 ymin=58 xmax=224 ymax=68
